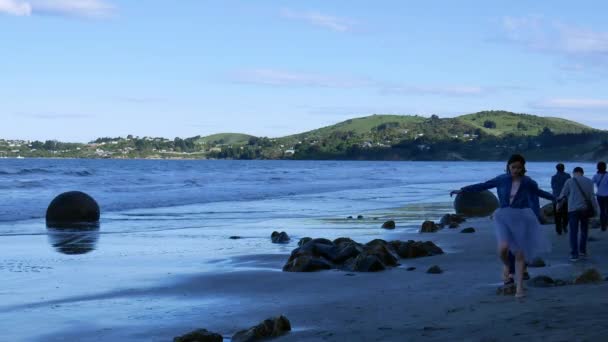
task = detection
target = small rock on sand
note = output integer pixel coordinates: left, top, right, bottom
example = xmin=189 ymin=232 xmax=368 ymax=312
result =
xmin=426 ymin=265 xmax=443 ymax=274
xmin=460 ymin=227 xmax=475 ymax=233
xmin=173 ymin=329 xmax=223 ymax=342
xmin=232 ymin=315 xmax=291 ymax=342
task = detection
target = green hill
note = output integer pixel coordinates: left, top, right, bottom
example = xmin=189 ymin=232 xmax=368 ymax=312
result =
xmin=195 ymin=133 xmax=254 ymax=145
xmin=458 ymin=110 xmax=593 ymax=136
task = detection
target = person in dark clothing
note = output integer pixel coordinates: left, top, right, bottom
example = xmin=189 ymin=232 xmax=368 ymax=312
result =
xmin=551 ymin=163 xmax=571 ymax=235
xmin=592 ymin=161 xmax=608 ymax=231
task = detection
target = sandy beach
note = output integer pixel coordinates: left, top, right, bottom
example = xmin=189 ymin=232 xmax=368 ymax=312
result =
xmin=2 ymin=213 xmax=607 ymax=342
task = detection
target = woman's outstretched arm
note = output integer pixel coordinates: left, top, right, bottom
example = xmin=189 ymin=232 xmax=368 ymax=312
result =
xmin=450 ymin=176 xmax=500 ymax=197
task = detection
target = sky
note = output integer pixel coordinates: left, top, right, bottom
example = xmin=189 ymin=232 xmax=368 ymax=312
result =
xmin=1 ymin=0 xmax=608 ymax=142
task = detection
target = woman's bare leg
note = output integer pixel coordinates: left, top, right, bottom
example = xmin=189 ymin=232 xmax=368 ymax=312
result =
xmin=498 ymin=243 xmax=510 ymax=280
xmin=515 ymin=252 xmax=526 ymax=297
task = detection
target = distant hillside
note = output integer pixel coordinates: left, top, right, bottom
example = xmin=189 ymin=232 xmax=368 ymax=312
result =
xmin=286 ymin=114 xmax=426 ymax=139
xmin=458 ymin=110 xmax=593 ymax=136
xmin=3 ymin=110 xmax=606 ymax=161
xmin=195 ymin=133 xmax=254 ymax=145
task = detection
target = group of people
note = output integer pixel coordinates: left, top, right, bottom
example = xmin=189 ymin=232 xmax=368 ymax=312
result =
xmin=450 ymin=154 xmax=608 ymax=298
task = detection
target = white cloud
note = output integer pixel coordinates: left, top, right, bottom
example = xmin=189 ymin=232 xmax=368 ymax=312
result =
xmin=502 ymin=16 xmax=608 ymax=56
xmin=231 ymin=69 xmax=371 ymax=88
xmin=531 ymin=98 xmax=608 ymax=110
xmin=381 ymin=85 xmax=486 ymax=96
xmin=0 ymin=0 xmax=113 ymax=18
xmin=0 ymin=0 xmax=31 ymax=16
xmin=280 ymin=8 xmax=355 ymax=32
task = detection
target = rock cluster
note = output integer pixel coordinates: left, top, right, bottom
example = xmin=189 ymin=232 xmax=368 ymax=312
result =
xmin=283 ymin=237 xmax=443 ymax=272
xmin=271 ymin=231 xmax=290 ymax=244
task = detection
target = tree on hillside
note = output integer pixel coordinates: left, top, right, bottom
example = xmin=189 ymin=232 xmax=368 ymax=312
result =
xmin=483 ymin=120 xmax=497 ymax=129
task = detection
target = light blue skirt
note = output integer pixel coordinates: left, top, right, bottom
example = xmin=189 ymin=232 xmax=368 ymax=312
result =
xmin=493 ymin=207 xmax=551 ymax=261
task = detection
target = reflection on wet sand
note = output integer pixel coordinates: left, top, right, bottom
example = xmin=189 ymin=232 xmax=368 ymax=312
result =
xmin=46 ymin=224 xmax=100 ymax=255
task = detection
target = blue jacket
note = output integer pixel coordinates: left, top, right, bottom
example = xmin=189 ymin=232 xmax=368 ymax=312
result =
xmin=460 ymin=174 xmax=555 ymax=219
xmin=551 ymin=171 xmax=571 ymax=197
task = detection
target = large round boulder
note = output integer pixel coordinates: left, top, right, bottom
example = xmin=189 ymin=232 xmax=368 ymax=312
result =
xmin=454 ymin=190 xmax=499 ymax=217
xmin=46 ymin=191 xmax=100 ymax=228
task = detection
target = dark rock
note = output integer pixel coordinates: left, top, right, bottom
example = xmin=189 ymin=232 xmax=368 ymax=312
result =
xmin=382 ymin=220 xmax=396 ymax=229
xmin=282 ymin=255 xmax=332 ymax=272
xmin=454 ymin=190 xmax=499 ymax=217
xmin=46 ymin=191 xmax=100 ymax=228
xmin=298 ymin=237 xmax=312 ymax=246
xmin=496 ymin=284 xmax=516 ymax=296
xmin=529 ymin=257 xmax=546 ymax=268
xmin=529 ymin=275 xmax=554 ymax=287
xmin=420 ymin=220 xmax=440 ymax=233
xmin=232 ymin=315 xmax=291 ymax=342
xmin=366 ymin=239 xmax=388 ymax=247
xmin=349 ymin=253 xmax=386 ymax=272
xmin=271 ymin=231 xmax=290 ymax=244
xmin=367 ymin=243 xmax=399 ymax=267
xmin=333 ymin=237 xmax=355 ymax=246
xmin=426 ymin=265 xmax=443 ymax=274
xmin=392 ymin=240 xmax=444 ymax=258
xmin=406 ymin=267 xmax=416 ymax=271
xmin=539 ymin=203 xmax=555 ymax=225
xmin=588 ymin=236 xmax=599 ymax=242
xmin=229 ymin=236 xmax=241 ymax=239
xmin=347 ymin=216 xmax=353 ymax=220
xmin=460 ymin=227 xmax=475 ymax=233
xmin=173 ymin=329 xmax=223 ymax=342
xmin=357 ymin=215 xmax=364 ymax=220
xmin=439 ymin=214 xmax=466 ymax=228
xmin=334 ymin=242 xmax=362 ymax=263
xmin=310 ymin=238 xmax=334 ymax=245
xmin=574 ymin=268 xmax=603 ymax=284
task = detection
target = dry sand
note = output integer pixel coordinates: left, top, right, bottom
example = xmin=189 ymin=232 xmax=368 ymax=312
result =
xmin=8 ymin=217 xmax=608 ymax=342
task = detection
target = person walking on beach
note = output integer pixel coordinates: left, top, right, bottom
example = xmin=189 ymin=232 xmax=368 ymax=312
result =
xmin=551 ymin=163 xmax=571 ymax=235
xmin=450 ymin=154 xmax=554 ymax=297
xmin=592 ymin=162 xmax=608 ymax=231
xmin=558 ymin=167 xmax=599 ymax=261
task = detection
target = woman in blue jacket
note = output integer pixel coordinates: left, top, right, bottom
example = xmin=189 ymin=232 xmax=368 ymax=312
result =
xmin=451 ymin=154 xmax=554 ymax=297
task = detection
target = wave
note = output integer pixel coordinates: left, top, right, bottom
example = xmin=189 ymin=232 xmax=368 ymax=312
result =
xmin=63 ymin=170 xmax=94 ymax=177
xmin=0 ymin=168 xmax=52 ymax=175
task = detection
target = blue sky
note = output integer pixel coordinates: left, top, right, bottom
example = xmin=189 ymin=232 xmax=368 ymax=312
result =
xmin=1 ymin=0 xmax=608 ymax=142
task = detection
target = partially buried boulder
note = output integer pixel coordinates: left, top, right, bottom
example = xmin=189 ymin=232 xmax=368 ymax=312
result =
xmin=454 ymin=190 xmax=499 ymax=217
xmin=173 ymin=329 xmax=223 ymax=342
xmin=298 ymin=237 xmax=312 ymax=246
xmin=381 ymin=220 xmax=396 ymax=229
xmin=419 ymin=221 xmax=440 ymax=233
xmin=528 ymin=257 xmax=546 ymax=268
xmin=46 ymin=191 xmax=100 ymax=228
xmin=390 ymin=240 xmax=444 ymax=258
xmin=271 ymin=231 xmax=290 ymax=244
xmin=232 ymin=316 xmax=291 ymax=342
xmin=426 ymin=265 xmax=443 ymax=274
xmin=574 ymin=268 xmax=603 ymax=284
xmin=439 ymin=213 xmax=466 ymax=228
xmin=460 ymin=227 xmax=475 ymax=233
xmin=529 ymin=275 xmax=554 ymax=287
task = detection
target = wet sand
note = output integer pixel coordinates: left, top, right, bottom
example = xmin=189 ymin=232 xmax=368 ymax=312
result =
xmin=2 ymin=216 xmax=608 ymax=341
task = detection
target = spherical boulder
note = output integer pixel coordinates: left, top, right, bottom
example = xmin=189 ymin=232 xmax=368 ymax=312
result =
xmin=454 ymin=190 xmax=499 ymax=217
xmin=46 ymin=191 xmax=100 ymax=227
